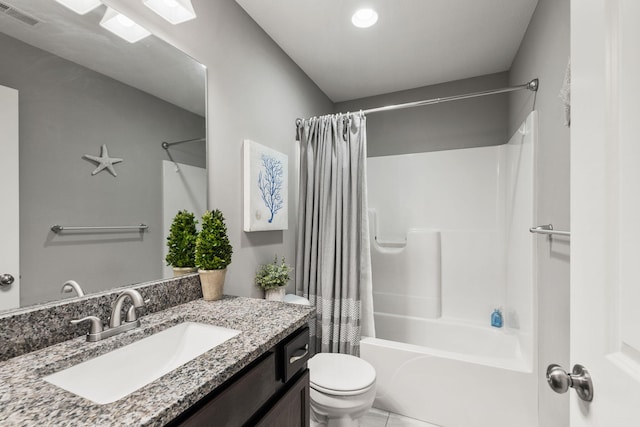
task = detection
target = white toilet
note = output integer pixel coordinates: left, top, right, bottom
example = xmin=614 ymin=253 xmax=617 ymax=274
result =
xmin=284 ymin=294 xmax=377 ymax=427
xmin=308 ymin=353 xmax=376 ymax=427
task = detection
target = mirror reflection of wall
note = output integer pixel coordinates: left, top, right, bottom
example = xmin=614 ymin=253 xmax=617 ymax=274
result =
xmin=0 ymin=20 xmax=206 ymax=308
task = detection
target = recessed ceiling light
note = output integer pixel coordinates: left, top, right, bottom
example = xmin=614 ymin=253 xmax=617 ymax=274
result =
xmin=100 ymin=7 xmax=151 ymax=43
xmin=54 ymin=0 xmax=102 ymax=15
xmin=143 ymin=0 xmax=197 ymax=25
xmin=351 ymin=8 xmax=378 ymax=28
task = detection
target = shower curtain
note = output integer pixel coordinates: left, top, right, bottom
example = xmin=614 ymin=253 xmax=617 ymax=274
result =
xmin=295 ymin=112 xmax=374 ymax=356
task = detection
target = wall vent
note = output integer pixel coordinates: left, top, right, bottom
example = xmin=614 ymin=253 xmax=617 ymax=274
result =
xmin=0 ymin=1 xmax=42 ymax=27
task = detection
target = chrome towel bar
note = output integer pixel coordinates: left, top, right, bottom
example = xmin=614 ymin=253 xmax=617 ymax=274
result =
xmin=51 ymin=224 xmax=148 ymax=233
xmin=529 ymin=224 xmax=570 ymax=237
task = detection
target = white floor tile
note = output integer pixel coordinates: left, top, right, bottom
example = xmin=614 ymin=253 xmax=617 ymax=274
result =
xmin=359 ymin=407 xmax=389 ymax=427
xmin=387 ymin=412 xmax=441 ymax=427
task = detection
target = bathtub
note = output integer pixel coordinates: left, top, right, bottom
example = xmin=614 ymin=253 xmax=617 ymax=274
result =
xmin=361 ymin=314 xmax=538 ymax=427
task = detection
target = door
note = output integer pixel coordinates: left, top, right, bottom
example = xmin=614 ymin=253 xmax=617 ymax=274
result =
xmin=571 ymin=0 xmax=640 ymax=424
xmin=0 ymin=85 xmax=19 ymax=311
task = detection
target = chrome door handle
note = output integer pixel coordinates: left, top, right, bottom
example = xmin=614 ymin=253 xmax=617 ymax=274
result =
xmin=546 ymin=363 xmax=593 ymax=402
xmin=0 ymin=274 xmax=15 ymax=287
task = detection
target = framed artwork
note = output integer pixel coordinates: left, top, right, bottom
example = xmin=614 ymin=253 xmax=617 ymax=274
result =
xmin=243 ymin=139 xmax=288 ymax=231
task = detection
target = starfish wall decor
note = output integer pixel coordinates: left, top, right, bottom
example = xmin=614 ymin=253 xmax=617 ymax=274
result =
xmin=83 ymin=144 xmax=123 ymax=177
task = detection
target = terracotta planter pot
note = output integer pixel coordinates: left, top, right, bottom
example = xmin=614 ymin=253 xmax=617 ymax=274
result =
xmin=264 ymin=287 xmax=286 ymax=301
xmin=172 ymin=267 xmax=198 ymax=277
xmin=198 ymin=268 xmax=226 ymax=301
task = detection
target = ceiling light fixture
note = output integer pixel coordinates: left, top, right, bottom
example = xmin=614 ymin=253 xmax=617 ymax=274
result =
xmin=54 ymin=0 xmax=102 ymax=15
xmin=143 ymin=0 xmax=196 ymax=25
xmin=351 ymin=8 xmax=378 ymax=28
xmin=100 ymin=7 xmax=151 ymax=43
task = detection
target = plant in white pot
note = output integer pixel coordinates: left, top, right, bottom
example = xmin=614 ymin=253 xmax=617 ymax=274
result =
xmin=255 ymin=255 xmax=292 ymax=301
xmin=165 ymin=210 xmax=198 ymax=277
xmin=195 ymin=209 xmax=233 ymax=301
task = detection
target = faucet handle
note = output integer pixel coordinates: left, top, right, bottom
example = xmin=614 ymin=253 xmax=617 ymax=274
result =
xmin=124 ymin=299 xmax=150 ymax=322
xmin=125 ymin=306 xmax=137 ymax=322
xmin=71 ymin=316 xmax=104 ymax=334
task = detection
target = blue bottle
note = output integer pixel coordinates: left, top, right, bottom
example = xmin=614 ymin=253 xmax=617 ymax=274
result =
xmin=491 ymin=308 xmax=503 ymax=328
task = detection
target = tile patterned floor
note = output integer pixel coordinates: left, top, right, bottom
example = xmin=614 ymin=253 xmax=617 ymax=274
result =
xmin=359 ymin=408 xmax=441 ymax=427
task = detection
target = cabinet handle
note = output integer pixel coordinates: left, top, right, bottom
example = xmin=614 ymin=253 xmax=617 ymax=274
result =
xmin=289 ymin=344 xmax=309 ymax=364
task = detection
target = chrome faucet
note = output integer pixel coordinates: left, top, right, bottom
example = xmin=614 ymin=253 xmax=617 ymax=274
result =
xmin=60 ymin=280 xmax=85 ymax=297
xmin=71 ymin=289 xmax=147 ymax=342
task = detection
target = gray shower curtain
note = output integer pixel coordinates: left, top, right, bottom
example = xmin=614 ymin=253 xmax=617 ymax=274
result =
xmin=295 ymin=112 xmax=374 ymax=356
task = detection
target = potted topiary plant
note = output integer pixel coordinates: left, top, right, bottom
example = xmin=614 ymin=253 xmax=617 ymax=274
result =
xmin=195 ymin=209 xmax=233 ymax=301
xmin=165 ymin=210 xmax=198 ymax=277
xmin=255 ymin=255 xmax=292 ymax=301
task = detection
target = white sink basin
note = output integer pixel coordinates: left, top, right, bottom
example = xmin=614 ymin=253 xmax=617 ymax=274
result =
xmin=43 ymin=322 xmax=240 ymax=404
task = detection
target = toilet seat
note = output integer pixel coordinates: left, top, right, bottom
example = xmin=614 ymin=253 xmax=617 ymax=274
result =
xmin=310 ymin=380 xmax=375 ymax=396
xmin=308 ymin=353 xmax=376 ymax=396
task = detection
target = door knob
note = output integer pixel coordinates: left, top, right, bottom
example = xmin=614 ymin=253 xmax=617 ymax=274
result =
xmin=546 ymin=363 xmax=593 ymax=402
xmin=0 ymin=274 xmax=15 ymax=287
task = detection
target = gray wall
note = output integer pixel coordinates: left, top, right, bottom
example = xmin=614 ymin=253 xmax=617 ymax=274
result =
xmin=100 ymin=2 xmax=569 ymax=424
xmin=0 ymin=33 xmax=205 ymax=306
xmin=106 ymin=0 xmax=334 ymax=299
xmin=335 ymin=72 xmax=510 ymax=157
xmin=509 ymin=0 xmax=570 ymax=425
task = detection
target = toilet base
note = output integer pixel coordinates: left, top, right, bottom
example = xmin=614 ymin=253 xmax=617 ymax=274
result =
xmin=309 ymin=385 xmax=375 ymax=427
xmin=310 ymin=412 xmax=359 ymax=427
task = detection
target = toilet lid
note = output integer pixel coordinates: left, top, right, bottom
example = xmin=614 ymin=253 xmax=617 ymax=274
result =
xmin=308 ymin=353 xmax=376 ymax=394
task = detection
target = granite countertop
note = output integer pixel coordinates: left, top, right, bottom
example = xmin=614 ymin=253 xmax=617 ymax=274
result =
xmin=0 ymin=296 xmax=314 ymax=427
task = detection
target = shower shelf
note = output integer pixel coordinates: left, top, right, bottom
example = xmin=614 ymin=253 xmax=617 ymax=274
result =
xmin=529 ymin=224 xmax=570 ymax=237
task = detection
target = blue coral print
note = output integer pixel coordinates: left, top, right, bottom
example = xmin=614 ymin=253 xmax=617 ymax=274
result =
xmin=258 ymin=154 xmax=284 ymax=223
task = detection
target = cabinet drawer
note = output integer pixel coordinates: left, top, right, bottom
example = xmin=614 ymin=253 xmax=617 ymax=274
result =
xmin=282 ymin=327 xmax=310 ymax=383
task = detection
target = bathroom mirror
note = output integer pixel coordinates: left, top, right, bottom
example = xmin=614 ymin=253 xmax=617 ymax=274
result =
xmin=0 ymin=0 xmax=206 ymax=310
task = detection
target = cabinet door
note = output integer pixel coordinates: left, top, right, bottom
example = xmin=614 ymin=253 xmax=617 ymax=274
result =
xmin=255 ymin=370 xmax=310 ymax=427
xmin=175 ymin=352 xmax=277 ymax=426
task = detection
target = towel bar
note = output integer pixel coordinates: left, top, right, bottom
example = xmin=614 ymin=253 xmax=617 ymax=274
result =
xmin=529 ymin=224 xmax=570 ymax=237
xmin=51 ymin=224 xmax=148 ymax=233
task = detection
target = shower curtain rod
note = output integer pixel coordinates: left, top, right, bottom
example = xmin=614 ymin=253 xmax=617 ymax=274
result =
xmin=295 ymin=78 xmax=538 ymax=125
xmin=161 ymin=137 xmax=206 ymax=150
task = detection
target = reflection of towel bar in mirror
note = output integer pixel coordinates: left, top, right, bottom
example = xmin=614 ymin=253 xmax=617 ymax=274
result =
xmin=161 ymin=137 xmax=205 ymax=150
xmin=51 ymin=224 xmax=149 ymax=233
xmin=529 ymin=224 xmax=570 ymax=237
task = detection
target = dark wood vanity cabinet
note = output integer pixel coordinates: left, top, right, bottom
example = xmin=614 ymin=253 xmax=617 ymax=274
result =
xmin=169 ymin=326 xmax=310 ymax=427
xmin=254 ymin=369 xmax=309 ymax=426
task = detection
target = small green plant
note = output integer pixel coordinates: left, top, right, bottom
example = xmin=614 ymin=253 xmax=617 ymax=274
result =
xmin=165 ymin=210 xmax=198 ymax=268
xmin=195 ymin=209 xmax=233 ymax=270
xmin=255 ymin=255 xmax=292 ymax=290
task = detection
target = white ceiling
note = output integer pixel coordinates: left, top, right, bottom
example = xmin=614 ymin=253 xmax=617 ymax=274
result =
xmin=235 ymin=0 xmax=539 ymax=102
xmin=0 ymin=0 xmax=205 ymax=116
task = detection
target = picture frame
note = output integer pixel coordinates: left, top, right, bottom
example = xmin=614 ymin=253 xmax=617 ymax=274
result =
xmin=243 ymin=139 xmax=288 ymax=231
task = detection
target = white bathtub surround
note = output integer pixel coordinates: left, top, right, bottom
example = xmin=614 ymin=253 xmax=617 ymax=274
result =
xmin=296 ymin=112 xmax=374 ymax=355
xmin=369 ymin=220 xmax=441 ymax=319
xmin=361 ymin=336 xmax=536 ymax=427
xmin=369 ymin=317 xmax=531 ymax=371
xmin=364 ymin=111 xmax=538 ymax=426
xmin=367 ymin=111 xmax=536 ymax=333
